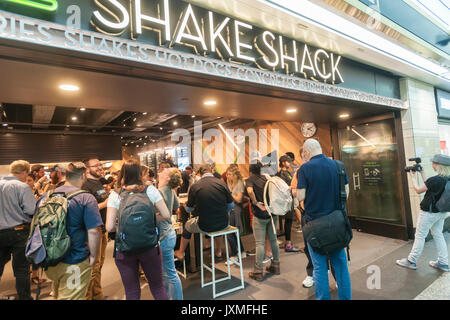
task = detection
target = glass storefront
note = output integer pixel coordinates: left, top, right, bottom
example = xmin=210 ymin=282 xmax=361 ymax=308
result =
xmin=339 ymin=118 xmax=403 ymax=224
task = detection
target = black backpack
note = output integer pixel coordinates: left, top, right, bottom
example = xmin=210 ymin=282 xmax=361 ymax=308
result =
xmin=302 ymin=160 xmax=353 ymax=257
xmin=436 ymin=177 xmax=450 ymax=213
xmin=115 ymin=187 xmax=159 ymax=254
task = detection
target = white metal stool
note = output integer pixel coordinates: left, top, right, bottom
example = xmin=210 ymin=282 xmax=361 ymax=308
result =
xmin=200 ymin=226 xmax=245 ymax=299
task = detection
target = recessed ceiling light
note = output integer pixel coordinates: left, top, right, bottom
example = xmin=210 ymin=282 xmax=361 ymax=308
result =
xmin=80 ymin=107 xmax=86 ymax=111
xmin=191 ymin=115 xmax=196 ymax=118
xmin=71 ymin=116 xmax=78 ymax=121
xmin=286 ymin=108 xmax=297 ymax=113
xmin=2 ymin=123 xmax=7 ymax=127
xmin=143 ymin=112 xmax=147 ymax=115
xmin=173 ymin=121 xmax=178 ymax=126
xmin=160 ymin=127 xmax=163 ymax=130
xmin=204 ymin=101 xmax=217 ymax=106
xmin=339 ymin=113 xmax=350 ymax=119
xmin=59 ymin=84 xmax=79 ymax=91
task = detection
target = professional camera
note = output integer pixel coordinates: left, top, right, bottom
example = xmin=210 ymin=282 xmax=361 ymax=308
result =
xmin=404 ymin=157 xmax=423 ymax=173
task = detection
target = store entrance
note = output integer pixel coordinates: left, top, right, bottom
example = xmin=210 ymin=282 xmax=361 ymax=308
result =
xmin=337 ymin=114 xmax=409 ymax=240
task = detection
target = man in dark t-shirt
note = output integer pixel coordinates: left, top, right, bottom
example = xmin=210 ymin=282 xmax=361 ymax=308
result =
xmin=82 ymin=158 xmax=109 ymax=300
xmin=174 ymin=164 xmax=234 ymax=261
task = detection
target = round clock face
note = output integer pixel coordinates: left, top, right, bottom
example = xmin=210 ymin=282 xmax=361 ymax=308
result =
xmin=301 ymin=123 xmax=317 ymax=138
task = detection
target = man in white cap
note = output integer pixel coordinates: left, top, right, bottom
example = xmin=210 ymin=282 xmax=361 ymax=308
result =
xmin=396 ymin=154 xmax=450 ymax=272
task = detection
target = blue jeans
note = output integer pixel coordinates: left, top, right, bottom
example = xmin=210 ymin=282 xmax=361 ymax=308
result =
xmin=408 ymin=211 xmax=448 ymax=266
xmin=160 ymin=229 xmax=183 ymax=300
xmin=307 ymin=243 xmax=351 ymax=300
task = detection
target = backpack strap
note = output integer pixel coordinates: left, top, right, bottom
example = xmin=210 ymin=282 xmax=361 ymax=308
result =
xmin=66 ymin=190 xmax=89 ymax=200
xmin=334 ymin=160 xmax=352 ymax=265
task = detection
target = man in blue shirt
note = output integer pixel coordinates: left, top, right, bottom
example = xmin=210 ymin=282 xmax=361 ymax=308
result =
xmin=44 ymin=162 xmax=103 ymax=300
xmin=296 ymin=139 xmax=351 ymax=300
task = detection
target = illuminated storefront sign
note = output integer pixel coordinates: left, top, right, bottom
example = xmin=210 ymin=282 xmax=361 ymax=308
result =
xmin=6 ymin=0 xmax=58 ymax=12
xmin=0 ymin=0 xmax=407 ymax=108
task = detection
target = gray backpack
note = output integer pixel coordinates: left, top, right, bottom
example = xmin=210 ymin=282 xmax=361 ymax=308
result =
xmin=436 ymin=178 xmax=450 ymax=213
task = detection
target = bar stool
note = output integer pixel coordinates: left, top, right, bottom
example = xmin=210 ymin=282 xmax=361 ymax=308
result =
xmin=200 ymin=226 xmax=245 ymax=299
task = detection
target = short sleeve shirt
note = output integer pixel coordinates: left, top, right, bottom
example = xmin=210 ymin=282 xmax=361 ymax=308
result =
xmin=185 ymin=176 xmax=232 ymax=232
xmin=297 ymin=154 xmax=349 ymax=222
xmin=107 ymin=185 xmax=163 ymax=209
xmin=49 ymin=185 xmax=103 ymax=265
xmin=82 ymin=178 xmax=109 ymax=230
xmin=157 ymin=185 xmax=179 ymax=242
xmin=245 ymin=175 xmax=270 ymax=219
xmin=421 ymin=175 xmax=448 ymax=212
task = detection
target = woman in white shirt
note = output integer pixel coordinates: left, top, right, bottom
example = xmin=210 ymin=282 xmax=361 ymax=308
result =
xmin=106 ymin=160 xmax=171 ymax=300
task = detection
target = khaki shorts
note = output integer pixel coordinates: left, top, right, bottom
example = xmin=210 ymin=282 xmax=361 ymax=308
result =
xmin=46 ymin=259 xmax=92 ymax=300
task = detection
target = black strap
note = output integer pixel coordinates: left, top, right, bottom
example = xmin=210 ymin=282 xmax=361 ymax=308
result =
xmin=335 ymin=160 xmax=351 ymax=263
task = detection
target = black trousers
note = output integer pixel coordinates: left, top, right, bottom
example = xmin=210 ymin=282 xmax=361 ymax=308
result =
xmin=0 ymin=228 xmax=33 ymax=300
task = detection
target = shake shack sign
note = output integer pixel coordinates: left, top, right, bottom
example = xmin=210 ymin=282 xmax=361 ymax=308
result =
xmin=0 ymin=1 xmax=407 ymax=108
xmin=1 ymin=0 xmax=344 ymax=82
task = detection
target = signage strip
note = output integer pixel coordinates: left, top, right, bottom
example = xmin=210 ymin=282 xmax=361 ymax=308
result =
xmin=0 ymin=10 xmax=407 ymax=109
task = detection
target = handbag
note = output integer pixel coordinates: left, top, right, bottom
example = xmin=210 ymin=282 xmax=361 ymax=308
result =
xmin=302 ymin=160 xmax=353 ymax=256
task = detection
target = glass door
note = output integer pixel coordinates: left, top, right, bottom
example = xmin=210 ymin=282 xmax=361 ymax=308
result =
xmin=338 ymin=118 xmax=404 ymax=224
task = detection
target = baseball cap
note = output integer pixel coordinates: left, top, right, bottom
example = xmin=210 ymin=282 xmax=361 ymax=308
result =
xmin=430 ymin=154 xmax=450 ymax=166
xmin=279 ymin=155 xmax=290 ymax=163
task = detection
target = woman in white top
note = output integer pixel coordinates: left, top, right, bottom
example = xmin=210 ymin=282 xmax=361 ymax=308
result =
xmin=106 ymin=160 xmax=171 ymax=300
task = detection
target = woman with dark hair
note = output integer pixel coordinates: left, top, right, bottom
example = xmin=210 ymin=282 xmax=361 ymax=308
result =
xmin=106 ymin=159 xmax=170 ymax=300
xmin=245 ymin=162 xmax=280 ymax=281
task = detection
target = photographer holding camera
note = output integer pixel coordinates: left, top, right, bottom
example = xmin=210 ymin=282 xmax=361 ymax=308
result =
xmin=396 ymin=154 xmax=450 ymax=272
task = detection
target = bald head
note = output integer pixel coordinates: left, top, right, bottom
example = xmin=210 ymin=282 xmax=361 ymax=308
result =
xmin=302 ymin=139 xmax=323 ymax=161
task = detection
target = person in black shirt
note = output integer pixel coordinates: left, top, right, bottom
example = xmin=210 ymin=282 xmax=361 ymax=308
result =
xmin=82 ymin=158 xmax=109 ymax=300
xmin=277 ymin=156 xmax=301 ymax=253
xmin=174 ymin=164 xmax=234 ymax=261
xmin=246 ymin=162 xmax=280 ymax=281
xmin=180 ymin=166 xmax=193 ymax=194
xmin=396 ymin=154 xmax=450 ymax=272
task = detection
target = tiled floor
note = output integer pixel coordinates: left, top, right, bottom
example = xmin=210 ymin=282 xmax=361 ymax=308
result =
xmin=0 ymin=228 xmax=449 ymax=300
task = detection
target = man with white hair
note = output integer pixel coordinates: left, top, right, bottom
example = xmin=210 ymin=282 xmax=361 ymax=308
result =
xmin=296 ymin=139 xmax=352 ymax=300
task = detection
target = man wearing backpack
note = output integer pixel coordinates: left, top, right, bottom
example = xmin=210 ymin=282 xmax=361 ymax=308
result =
xmin=0 ymin=160 xmax=37 ymax=300
xmin=296 ymin=139 xmax=351 ymax=300
xmin=44 ymin=162 xmax=103 ymax=300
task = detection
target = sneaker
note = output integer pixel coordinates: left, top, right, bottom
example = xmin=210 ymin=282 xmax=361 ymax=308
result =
xmin=285 ymin=244 xmax=302 ymax=253
xmin=246 ymin=249 xmax=256 ymax=256
xmin=263 ymin=254 xmax=273 ymax=264
xmin=396 ymin=258 xmax=417 ymax=270
xmin=429 ymin=260 xmax=450 ymax=272
xmin=225 ymin=257 xmax=237 ymax=267
xmin=302 ymin=276 xmax=314 ymax=288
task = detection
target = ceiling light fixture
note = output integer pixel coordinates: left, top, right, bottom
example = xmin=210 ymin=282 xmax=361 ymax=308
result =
xmin=191 ymin=115 xmax=196 ymax=118
xmin=2 ymin=123 xmax=7 ymax=127
xmin=339 ymin=114 xmax=350 ymax=119
xmin=59 ymin=84 xmax=79 ymax=91
xmin=143 ymin=112 xmax=147 ymax=115
xmin=80 ymin=107 xmax=86 ymax=111
xmin=71 ymin=116 xmax=78 ymax=121
xmin=173 ymin=121 xmax=178 ymax=126
xmin=286 ymin=108 xmax=297 ymax=113
xmin=204 ymin=101 xmax=217 ymax=106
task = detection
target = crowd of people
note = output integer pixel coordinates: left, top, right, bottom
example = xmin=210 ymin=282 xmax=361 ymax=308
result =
xmin=0 ymin=138 xmax=449 ymax=301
